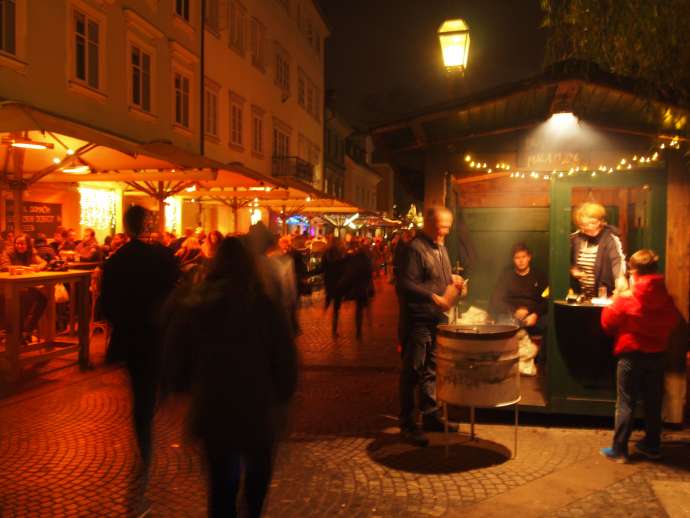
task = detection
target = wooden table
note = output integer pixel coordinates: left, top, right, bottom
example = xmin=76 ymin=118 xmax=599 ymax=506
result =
xmin=67 ymin=261 xmax=102 ymax=271
xmin=0 ymin=270 xmax=92 ymax=380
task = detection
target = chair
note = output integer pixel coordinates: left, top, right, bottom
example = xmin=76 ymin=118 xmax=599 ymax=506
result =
xmin=89 ymin=268 xmax=110 ymax=343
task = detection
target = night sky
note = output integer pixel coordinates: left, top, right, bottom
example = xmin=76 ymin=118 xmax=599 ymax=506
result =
xmin=317 ymin=0 xmax=547 ymax=129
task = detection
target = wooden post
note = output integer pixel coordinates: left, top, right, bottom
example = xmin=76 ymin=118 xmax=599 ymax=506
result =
xmin=12 ymin=186 xmax=23 ymax=234
xmin=157 ymin=182 xmax=166 ymax=234
xmin=663 ymin=150 xmax=690 ymax=423
xmin=233 ymin=197 xmax=239 ymax=233
xmin=282 ymin=205 xmax=287 ymax=235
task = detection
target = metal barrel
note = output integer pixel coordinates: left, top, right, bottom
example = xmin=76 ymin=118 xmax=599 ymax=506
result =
xmin=436 ymin=324 xmax=521 ymax=408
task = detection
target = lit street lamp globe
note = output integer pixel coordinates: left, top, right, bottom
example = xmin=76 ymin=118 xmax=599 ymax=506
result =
xmin=438 ymin=19 xmax=470 ymax=73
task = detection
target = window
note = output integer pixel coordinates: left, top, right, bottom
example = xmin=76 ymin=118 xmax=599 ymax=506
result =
xmin=73 ymin=9 xmax=100 ymax=89
xmin=275 ymin=44 xmax=290 ymax=93
xmin=131 ymin=46 xmax=152 ymax=112
xmin=174 ymin=72 xmax=191 ymax=128
xmin=0 ymin=0 xmax=16 ymax=55
xmin=251 ymin=108 xmax=264 ymax=155
xmin=175 ymin=0 xmax=190 ymax=21
xmin=273 ymin=128 xmax=290 ymax=157
xmin=205 ymin=0 xmax=219 ymax=32
xmin=230 ymin=96 xmax=244 ymax=147
xmin=204 ymin=88 xmax=218 ymax=137
xmin=249 ymin=18 xmax=266 ymax=70
xmin=229 ymin=1 xmax=246 ymax=54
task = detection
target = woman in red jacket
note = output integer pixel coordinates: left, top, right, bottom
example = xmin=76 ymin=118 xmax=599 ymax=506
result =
xmin=600 ymin=249 xmax=680 ymax=463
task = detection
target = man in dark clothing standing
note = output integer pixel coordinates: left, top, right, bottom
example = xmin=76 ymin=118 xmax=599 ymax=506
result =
xmin=489 ymin=242 xmax=548 ymax=334
xmin=101 ymin=205 xmax=179 ymax=474
xmin=397 ymin=207 xmax=465 ymax=447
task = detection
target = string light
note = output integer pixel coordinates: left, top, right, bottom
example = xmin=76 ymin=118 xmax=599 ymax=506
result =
xmin=462 ymin=135 xmax=682 ymax=182
xmin=79 ymin=187 xmax=117 ymax=230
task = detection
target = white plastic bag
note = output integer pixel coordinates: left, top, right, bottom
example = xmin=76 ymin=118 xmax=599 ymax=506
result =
xmin=517 ymin=329 xmax=538 ymax=376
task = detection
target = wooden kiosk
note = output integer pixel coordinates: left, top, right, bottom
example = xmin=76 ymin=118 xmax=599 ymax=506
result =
xmin=373 ymin=62 xmax=689 ymax=418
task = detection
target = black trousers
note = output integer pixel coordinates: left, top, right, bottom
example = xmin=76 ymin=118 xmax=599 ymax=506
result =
xmin=399 ymin=322 xmax=440 ymax=429
xmin=203 ymin=439 xmax=274 ymax=518
xmin=125 ymin=355 xmax=158 ymax=467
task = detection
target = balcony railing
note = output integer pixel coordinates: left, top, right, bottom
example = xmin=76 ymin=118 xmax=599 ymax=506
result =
xmin=272 ymin=156 xmax=314 ymax=184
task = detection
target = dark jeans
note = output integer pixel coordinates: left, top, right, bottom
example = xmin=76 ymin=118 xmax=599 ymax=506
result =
xmin=612 ymin=352 xmax=664 ymax=455
xmin=203 ymin=439 xmax=274 ymax=518
xmin=399 ymin=322 xmax=439 ymax=429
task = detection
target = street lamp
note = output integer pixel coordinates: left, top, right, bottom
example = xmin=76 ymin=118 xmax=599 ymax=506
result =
xmin=438 ymin=19 xmax=470 ymax=73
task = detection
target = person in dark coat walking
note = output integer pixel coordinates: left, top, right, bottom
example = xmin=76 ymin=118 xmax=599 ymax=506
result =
xmin=337 ymin=239 xmax=374 ymax=340
xmin=101 ymin=205 xmax=179 ymax=474
xmin=322 ymin=237 xmax=346 ymax=336
xmin=168 ymin=237 xmax=297 ymax=518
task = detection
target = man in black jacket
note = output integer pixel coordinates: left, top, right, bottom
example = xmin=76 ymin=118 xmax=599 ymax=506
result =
xmin=397 ymin=206 xmax=465 ymax=447
xmin=101 ymin=206 xmax=179 ymax=474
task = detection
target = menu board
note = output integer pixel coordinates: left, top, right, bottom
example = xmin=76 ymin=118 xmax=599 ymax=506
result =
xmin=5 ymin=201 xmax=63 ymax=236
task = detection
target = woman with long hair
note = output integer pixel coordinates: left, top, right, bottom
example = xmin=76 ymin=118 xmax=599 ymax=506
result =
xmin=201 ymin=230 xmax=223 ymax=260
xmin=167 ymin=237 xmax=297 ymax=517
xmin=7 ymin=235 xmax=48 ymax=342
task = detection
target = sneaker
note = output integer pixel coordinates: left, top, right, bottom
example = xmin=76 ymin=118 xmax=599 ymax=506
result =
xmin=633 ymin=441 xmax=662 ymax=460
xmin=423 ymin=414 xmax=459 ymax=433
xmin=600 ymin=447 xmax=629 ymax=464
xmin=401 ymin=427 xmax=429 ymax=447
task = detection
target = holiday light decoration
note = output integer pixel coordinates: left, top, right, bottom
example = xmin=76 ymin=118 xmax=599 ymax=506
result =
xmin=79 ymin=187 xmax=117 ymax=231
xmin=164 ymin=197 xmax=181 ymax=234
xmin=461 ymin=136 xmax=684 ymax=183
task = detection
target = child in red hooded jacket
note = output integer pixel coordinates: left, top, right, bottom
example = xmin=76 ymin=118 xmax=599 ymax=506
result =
xmin=600 ymin=249 xmax=680 ymax=463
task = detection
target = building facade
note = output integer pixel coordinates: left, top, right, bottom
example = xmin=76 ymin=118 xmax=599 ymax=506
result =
xmin=202 ymin=0 xmax=327 ymax=189
xmin=0 ymin=0 xmax=203 ymax=154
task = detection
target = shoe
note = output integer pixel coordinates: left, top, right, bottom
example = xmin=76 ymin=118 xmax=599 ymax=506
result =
xmin=401 ymin=427 xmax=429 ymax=447
xmin=633 ymin=441 xmax=662 ymax=460
xmin=600 ymin=447 xmax=629 ymax=464
xmin=423 ymin=414 xmax=459 ymax=433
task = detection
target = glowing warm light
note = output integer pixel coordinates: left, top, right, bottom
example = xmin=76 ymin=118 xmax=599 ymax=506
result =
xmin=549 ymin=112 xmax=578 ymax=126
xmin=306 ymin=196 xmax=312 ymax=202
xmin=185 ymin=184 xmax=197 ymax=193
xmin=52 ymin=157 xmax=61 ymax=164
xmin=164 ymin=197 xmax=181 ymax=233
xmin=250 ymin=208 xmax=262 ymax=225
xmin=79 ymin=187 xmax=117 ymax=230
xmin=2 ymin=137 xmax=54 ymax=150
xmin=62 ymin=164 xmax=90 ymax=174
xmin=464 ymin=154 xmax=471 ymax=162
xmin=66 ymin=149 xmax=75 ymax=155
xmin=438 ymin=19 xmax=470 ymax=72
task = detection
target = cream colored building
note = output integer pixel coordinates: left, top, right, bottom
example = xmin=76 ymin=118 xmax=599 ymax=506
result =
xmin=0 ymin=0 xmax=206 ymax=239
xmin=1 ymin=0 xmax=203 ymax=154
xmin=199 ymin=0 xmax=328 ymax=231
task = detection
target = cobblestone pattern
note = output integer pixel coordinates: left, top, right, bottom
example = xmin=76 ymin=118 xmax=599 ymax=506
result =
xmin=550 ymin=440 xmax=690 ymax=518
xmin=0 ymin=280 xmax=688 ymax=517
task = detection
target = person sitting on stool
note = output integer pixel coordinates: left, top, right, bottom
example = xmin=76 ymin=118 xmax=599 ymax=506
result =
xmin=489 ymin=242 xmax=548 ymax=335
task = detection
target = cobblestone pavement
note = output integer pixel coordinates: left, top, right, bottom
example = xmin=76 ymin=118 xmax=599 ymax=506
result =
xmin=0 ymin=279 xmax=688 ymax=517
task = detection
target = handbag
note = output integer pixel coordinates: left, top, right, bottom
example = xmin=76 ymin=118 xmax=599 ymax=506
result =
xmin=54 ymin=283 xmax=70 ymax=303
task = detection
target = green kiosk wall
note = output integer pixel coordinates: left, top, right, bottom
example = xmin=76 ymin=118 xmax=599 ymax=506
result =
xmin=547 ymin=170 xmax=667 ymax=415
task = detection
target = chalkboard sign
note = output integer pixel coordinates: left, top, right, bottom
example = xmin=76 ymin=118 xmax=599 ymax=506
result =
xmin=6 ymin=201 xmax=63 ymax=236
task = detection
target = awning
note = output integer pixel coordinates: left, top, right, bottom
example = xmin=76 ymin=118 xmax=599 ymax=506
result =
xmin=0 ymin=101 xmax=220 ymax=186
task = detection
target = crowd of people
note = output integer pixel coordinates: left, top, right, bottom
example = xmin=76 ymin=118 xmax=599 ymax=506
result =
xmin=2 ymin=200 xmax=682 ymax=515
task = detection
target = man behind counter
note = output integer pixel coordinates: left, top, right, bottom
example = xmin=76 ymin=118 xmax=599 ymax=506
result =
xmin=489 ymin=242 xmax=548 ymax=334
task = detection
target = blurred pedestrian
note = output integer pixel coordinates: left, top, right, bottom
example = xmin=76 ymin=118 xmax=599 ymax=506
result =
xmin=169 ymin=237 xmax=297 ymax=518
xmin=101 ymin=205 xmax=179 ymax=479
xmin=600 ymin=249 xmax=681 ymax=463
xmin=338 ymin=239 xmax=373 ymax=340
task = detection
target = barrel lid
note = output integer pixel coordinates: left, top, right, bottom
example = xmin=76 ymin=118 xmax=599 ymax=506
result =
xmin=437 ymin=324 xmax=520 ymax=340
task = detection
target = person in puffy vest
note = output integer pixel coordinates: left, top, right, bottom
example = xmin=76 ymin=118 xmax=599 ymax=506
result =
xmin=599 ymin=249 xmax=681 ymax=463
